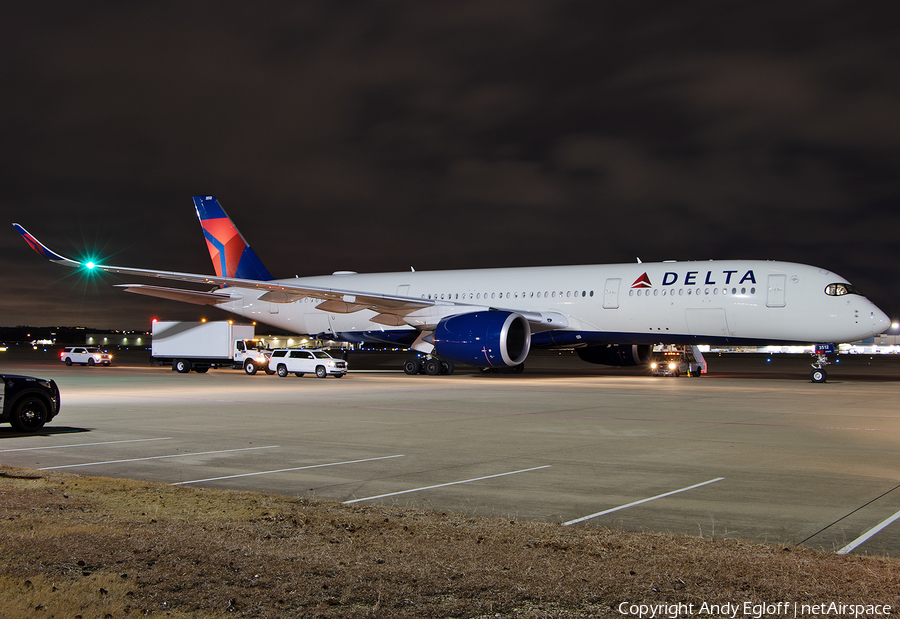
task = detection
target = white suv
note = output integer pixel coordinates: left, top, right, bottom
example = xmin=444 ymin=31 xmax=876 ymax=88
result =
xmin=60 ymin=347 xmax=113 ymax=366
xmin=268 ymin=349 xmax=347 ymax=378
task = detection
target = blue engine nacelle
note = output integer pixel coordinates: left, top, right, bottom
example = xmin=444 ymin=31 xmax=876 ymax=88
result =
xmin=433 ymin=311 xmax=531 ymax=368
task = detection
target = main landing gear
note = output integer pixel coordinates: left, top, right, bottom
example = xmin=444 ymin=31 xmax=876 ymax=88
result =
xmin=403 ymin=356 xmax=455 ymax=376
xmin=402 ymin=356 xmax=525 ymax=376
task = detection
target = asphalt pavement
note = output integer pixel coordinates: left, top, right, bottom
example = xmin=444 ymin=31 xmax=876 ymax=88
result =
xmin=2 ymin=348 xmax=899 ymax=557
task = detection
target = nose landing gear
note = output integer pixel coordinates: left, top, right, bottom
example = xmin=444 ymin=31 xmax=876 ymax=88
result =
xmin=810 ymin=344 xmax=833 ymax=383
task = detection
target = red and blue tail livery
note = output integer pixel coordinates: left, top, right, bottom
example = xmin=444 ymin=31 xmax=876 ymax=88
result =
xmin=193 ymin=196 xmax=273 ymax=281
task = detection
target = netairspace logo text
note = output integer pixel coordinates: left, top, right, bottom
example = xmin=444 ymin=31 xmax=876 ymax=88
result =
xmin=617 ymin=601 xmax=892 ymax=618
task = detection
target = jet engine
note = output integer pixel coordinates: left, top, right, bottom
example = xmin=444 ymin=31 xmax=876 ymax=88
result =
xmin=433 ymin=311 xmax=531 ymax=368
xmin=576 ymin=344 xmax=652 ymax=366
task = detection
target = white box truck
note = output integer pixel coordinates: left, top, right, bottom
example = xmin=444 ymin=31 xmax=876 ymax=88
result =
xmin=151 ymin=321 xmax=273 ymax=374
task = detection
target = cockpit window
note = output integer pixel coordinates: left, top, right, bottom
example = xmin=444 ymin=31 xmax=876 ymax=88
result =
xmin=824 ymin=283 xmax=862 ymax=296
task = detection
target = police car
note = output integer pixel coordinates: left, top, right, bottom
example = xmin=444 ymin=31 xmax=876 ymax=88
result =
xmin=60 ymin=347 xmax=112 ymax=366
xmin=1 ymin=373 xmax=61 ymax=432
xmin=268 ymin=349 xmax=348 ymax=378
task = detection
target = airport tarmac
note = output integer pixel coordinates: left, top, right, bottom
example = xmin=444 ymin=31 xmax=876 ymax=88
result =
xmin=2 ymin=350 xmax=900 ymax=557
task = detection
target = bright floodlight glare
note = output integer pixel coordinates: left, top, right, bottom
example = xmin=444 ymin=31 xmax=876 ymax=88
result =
xmin=85 ymin=261 xmax=96 ymax=269
xmin=892 ymin=322 xmax=899 ymax=330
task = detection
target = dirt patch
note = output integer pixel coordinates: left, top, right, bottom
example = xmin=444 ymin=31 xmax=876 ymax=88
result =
xmin=2 ymin=465 xmax=898 ymax=618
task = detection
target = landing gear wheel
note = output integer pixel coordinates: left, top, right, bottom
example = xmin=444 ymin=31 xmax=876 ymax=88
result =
xmin=424 ymin=358 xmax=443 ymax=375
xmin=10 ymin=396 xmax=49 ymax=432
xmin=512 ymin=363 xmax=525 ymax=374
xmin=810 ymin=368 xmax=827 ymax=383
xmin=440 ymin=360 xmax=455 ymax=375
xmin=315 ymin=365 xmax=327 ymax=379
xmin=244 ymin=360 xmax=258 ymax=375
xmin=403 ymin=358 xmax=421 ymax=375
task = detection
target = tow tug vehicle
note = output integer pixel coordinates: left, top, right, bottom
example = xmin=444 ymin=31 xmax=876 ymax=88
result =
xmin=650 ymin=345 xmax=707 ymax=377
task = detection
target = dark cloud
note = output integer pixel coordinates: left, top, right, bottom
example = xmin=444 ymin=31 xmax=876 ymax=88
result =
xmin=2 ymin=0 xmax=898 ymax=329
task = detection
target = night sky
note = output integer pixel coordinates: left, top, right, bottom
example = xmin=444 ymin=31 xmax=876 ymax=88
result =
xmin=2 ymin=1 xmax=898 ymax=331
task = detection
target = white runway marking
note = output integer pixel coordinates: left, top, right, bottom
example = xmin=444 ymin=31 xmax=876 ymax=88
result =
xmin=343 ymin=465 xmax=552 ymax=504
xmin=0 ymin=437 xmax=173 ymax=453
xmin=837 ymin=509 xmax=900 ymax=554
xmin=172 ymin=454 xmax=405 ymax=485
xmin=37 ymin=445 xmax=280 ymax=470
xmin=563 ymin=477 xmax=725 ymax=526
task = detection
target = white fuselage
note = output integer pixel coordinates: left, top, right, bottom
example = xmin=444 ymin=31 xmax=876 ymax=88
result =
xmin=211 ymin=260 xmax=889 ymax=347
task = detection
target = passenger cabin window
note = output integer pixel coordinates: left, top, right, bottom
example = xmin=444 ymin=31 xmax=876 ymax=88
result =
xmin=825 ymin=283 xmax=861 ymax=296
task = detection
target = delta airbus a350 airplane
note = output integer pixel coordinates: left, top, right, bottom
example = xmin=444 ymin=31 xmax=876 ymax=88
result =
xmin=14 ymin=196 xmax=889 ymax=381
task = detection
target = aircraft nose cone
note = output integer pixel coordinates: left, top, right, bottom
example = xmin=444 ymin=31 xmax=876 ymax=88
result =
xmin=872 ymin=306 xmax=891 ymax=334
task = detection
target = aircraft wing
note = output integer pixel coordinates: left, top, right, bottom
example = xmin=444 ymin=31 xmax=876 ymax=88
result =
xmin=14 ymin=223 xmax=566 ymax=328
xmin=13 ymin=223 xmax=442 ymax=315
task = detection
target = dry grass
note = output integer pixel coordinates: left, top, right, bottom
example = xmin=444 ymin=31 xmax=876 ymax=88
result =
xmin=2 ymin=465 xmax=899 ymax=618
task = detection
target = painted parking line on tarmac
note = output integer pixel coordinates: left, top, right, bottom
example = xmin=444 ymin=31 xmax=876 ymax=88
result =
xmin=837 ymin=509 xmax=900 ymax=554
xmin=173 ymin=454 xmax=405 ymax=485
xmin=563 ymin=477 xmax=725 ymax=526
xmin=0 ymin=437 xmax=173 ymax=453
xmin=37 ymin=445 xmax=280 ymax=470
xmin=343 ymin=465 xmax=552 ymax=504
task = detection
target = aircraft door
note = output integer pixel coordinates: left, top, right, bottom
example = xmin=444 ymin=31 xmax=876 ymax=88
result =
xmin=603 ymin=278 xmax=621 ymax=309
xmin=766 ymin=274 xmax=786 ymax=308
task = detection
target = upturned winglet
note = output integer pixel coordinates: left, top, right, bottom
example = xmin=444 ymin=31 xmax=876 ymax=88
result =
xmin=12 ymin=224 xmax=83 ymax=267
